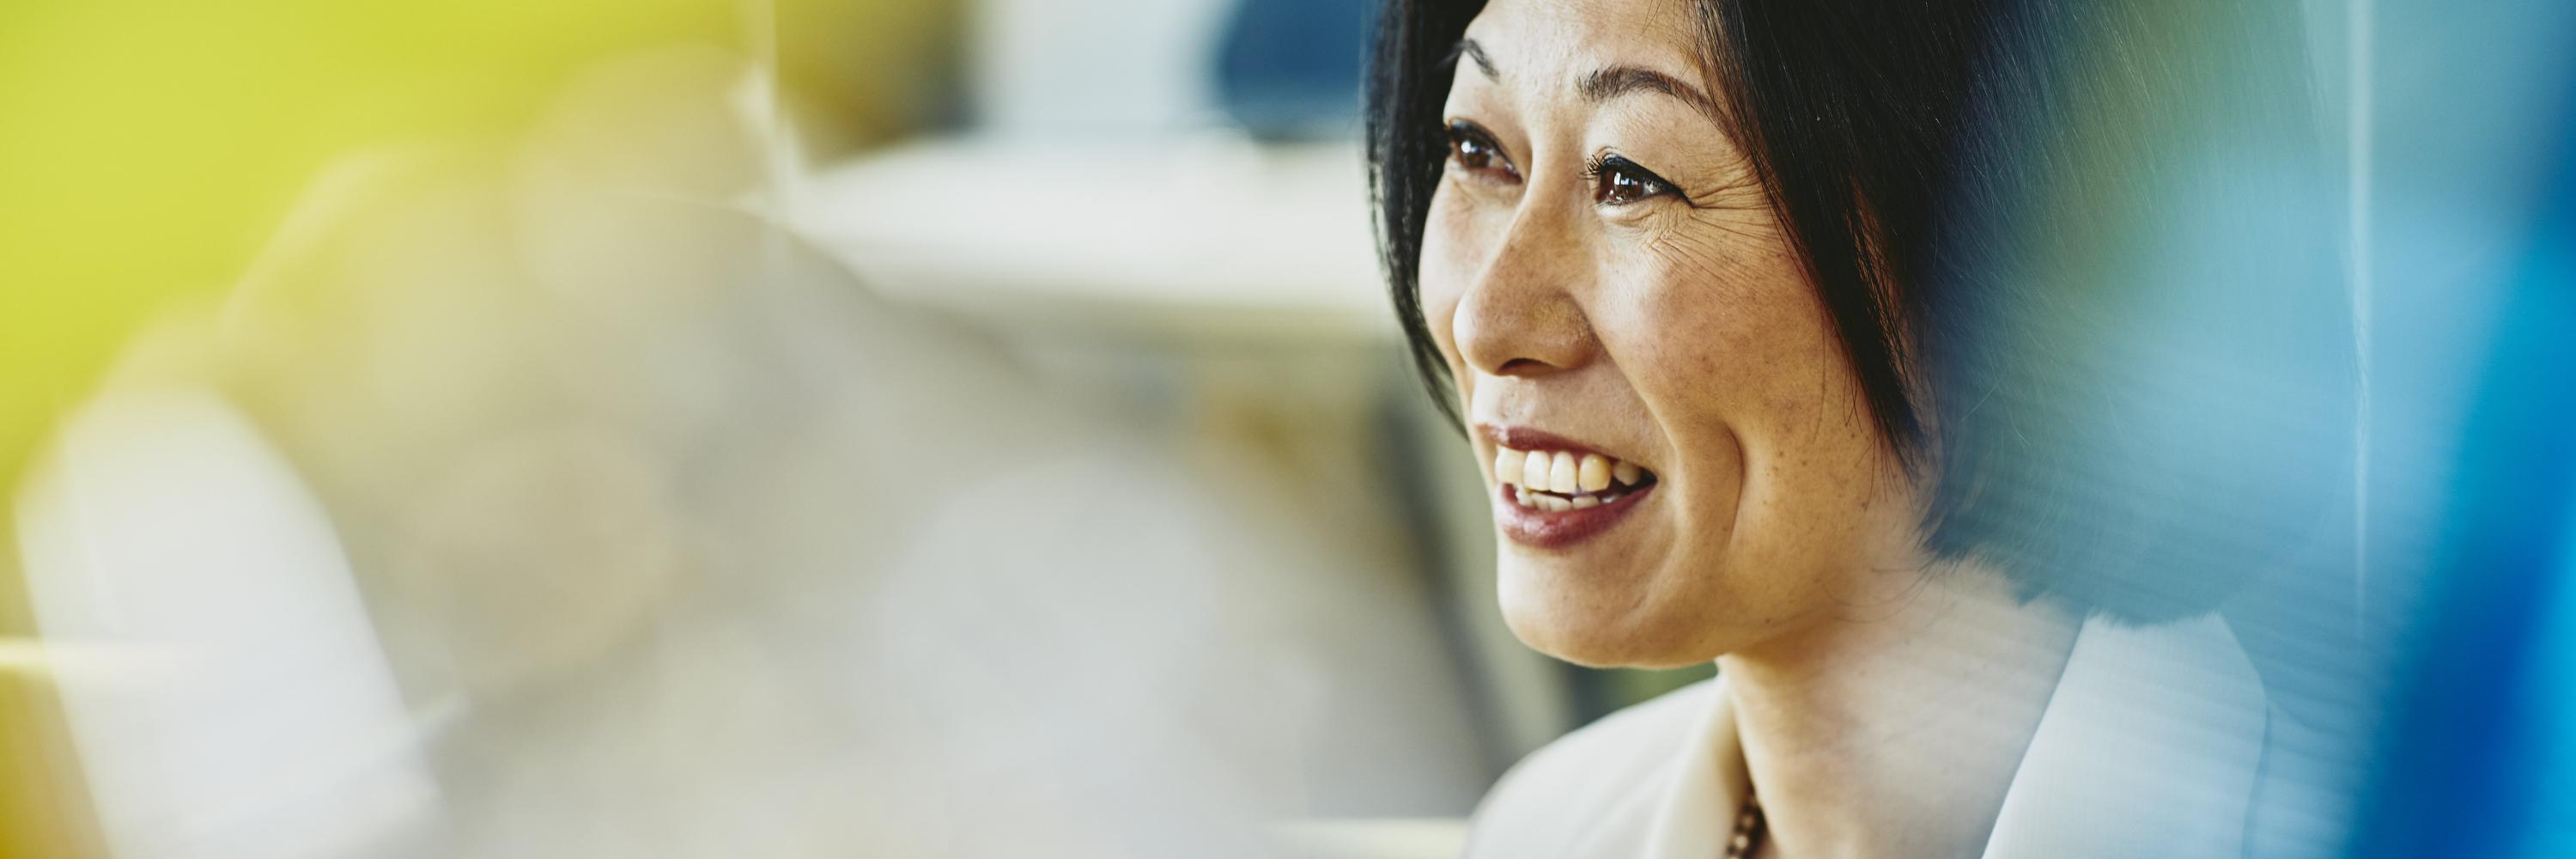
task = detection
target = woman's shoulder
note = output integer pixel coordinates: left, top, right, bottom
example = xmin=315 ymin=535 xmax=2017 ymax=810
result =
xmin=1464 ymin=679 xmax=1721 ymax=856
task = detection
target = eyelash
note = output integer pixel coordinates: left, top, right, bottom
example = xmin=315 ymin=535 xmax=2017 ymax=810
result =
xmin=1580 ymin=152 xmax=1680 ymax=207
xmin=1443 ymin=121 xmax=1520 ymax=183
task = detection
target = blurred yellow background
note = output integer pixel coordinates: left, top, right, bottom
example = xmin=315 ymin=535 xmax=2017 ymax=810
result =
xmin=0 ymin=3 xmax=956 ymax=855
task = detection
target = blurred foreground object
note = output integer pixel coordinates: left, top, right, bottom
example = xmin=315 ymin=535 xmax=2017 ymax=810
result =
xmin=2342 ymin=1 xmax=2576 ymax=856
xmin=12 ymin=45 xmax=1488 ymax=857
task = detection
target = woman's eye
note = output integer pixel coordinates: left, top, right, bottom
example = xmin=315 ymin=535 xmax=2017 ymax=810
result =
xmin=1444 ymin=122 xmax=1518 ymax=181
xmin=1591 ymin=157 xmax=1673 ymax=206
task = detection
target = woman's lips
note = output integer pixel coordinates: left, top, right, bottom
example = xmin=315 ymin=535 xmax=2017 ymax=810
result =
xmin=1484 ymin=434 xmax=1660 ymax=550
xmin=1492 ymin=477 xmax=1657 ymax=549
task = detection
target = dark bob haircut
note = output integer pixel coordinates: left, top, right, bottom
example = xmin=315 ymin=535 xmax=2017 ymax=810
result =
xmin=1367 ymin=0 xmax=2354 ymax=623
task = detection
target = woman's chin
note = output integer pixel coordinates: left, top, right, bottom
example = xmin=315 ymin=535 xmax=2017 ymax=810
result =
xmin=1497 ymin=565 xmax=1720 ymax=669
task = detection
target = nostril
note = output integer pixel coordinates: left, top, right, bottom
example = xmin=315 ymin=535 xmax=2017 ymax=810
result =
xmin=1496 ymin=356 xmax=1552 ymax=375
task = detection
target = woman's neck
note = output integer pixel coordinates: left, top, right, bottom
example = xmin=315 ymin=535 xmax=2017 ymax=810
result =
xmin=1718 ymin=565 xmax=2081 ymax=859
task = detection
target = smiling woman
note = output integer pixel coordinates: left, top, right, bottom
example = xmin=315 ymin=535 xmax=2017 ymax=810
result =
xmin=1369 ymin=0 xmax=2351 ymax=856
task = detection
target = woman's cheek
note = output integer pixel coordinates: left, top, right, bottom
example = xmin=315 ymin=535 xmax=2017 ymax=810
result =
xmin=1607 ymin=257 xmax=1741 ymax=387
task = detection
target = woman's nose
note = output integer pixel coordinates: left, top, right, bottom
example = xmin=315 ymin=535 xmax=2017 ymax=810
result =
xmin=1449 ymin=210 xmax=1597 ymax=379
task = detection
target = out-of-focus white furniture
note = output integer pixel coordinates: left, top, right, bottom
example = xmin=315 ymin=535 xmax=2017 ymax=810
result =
xmin=786 ymin=136 xmax=1392 ymax=343
xmin=15 ymin=389 xmax=445 ymax=859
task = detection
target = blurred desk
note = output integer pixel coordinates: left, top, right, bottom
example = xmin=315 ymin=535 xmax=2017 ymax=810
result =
xmin=788 ymin=136 xmax=1394 ymax=344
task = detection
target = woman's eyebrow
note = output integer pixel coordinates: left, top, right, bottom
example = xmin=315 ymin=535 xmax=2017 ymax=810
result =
xmin=1580 ymin=66 xmax=1726 ymax=129
xmin=1447 ymin=38 xmax=1498 ymax=80
xmin=1444 ymin=40 xmax=1721 ymax=130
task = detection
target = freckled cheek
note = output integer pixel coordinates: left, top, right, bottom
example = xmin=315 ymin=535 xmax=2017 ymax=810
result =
xmin=1631 ymin=260 xmax=1834 ymax=404
xmin=1596 ymin=265 xmax=1844 ymax=510
xmin=1605 ymin=279 xmax=1759 ymax=421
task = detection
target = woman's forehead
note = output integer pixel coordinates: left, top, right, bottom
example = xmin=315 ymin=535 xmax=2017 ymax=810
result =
xmin=1458 ymin=0 xmax=1708 ymax=91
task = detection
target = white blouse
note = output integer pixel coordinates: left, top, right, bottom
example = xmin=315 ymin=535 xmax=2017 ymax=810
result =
xmin=1463 ymin=613 xmax=2275 ymax=858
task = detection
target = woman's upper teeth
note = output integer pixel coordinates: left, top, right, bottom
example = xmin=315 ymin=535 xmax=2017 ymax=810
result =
xmin=1492 ymin=448 xmax=1650 ymax=495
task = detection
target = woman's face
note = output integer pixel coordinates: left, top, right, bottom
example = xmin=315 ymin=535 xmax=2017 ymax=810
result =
xmin=1423 ymin=0 xmax=1926 ymax=667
